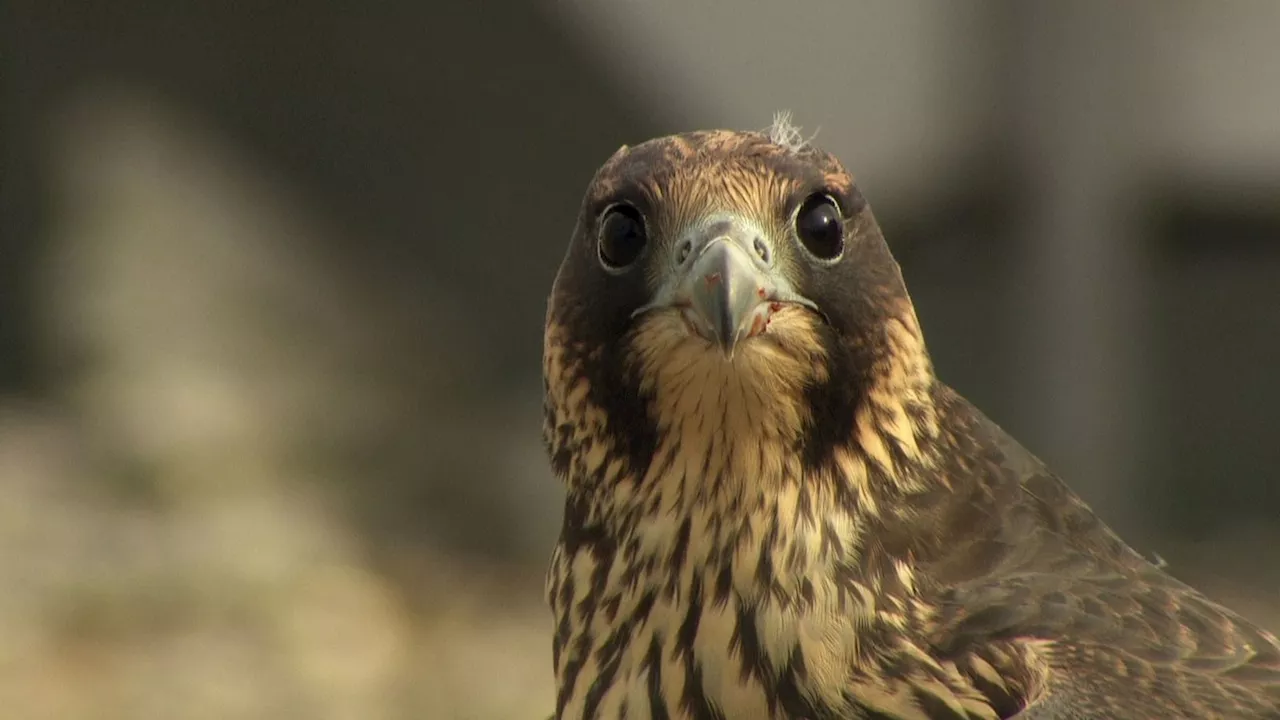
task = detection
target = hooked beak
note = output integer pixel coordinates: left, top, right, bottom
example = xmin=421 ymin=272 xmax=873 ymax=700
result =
xmin=685 ymin=239 xmax=770 ymax=355
xmin=633 ymin=216 xmax=816 ymax=357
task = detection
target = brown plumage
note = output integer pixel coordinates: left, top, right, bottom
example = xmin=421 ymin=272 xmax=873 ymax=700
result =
xmin=541 ymin=122 xmax=1280 ymax=719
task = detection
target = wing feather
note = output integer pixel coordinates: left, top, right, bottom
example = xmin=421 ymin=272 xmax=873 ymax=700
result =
xmin=925 ymin=389 xmax=1280 ymax=717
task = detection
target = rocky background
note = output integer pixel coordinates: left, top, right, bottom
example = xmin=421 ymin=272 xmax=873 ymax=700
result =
xmin=3 ymin=2 xmax=1279 ymax=718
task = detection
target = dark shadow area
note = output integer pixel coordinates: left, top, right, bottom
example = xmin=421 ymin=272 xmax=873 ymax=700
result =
xmin=1144 ymin=187 xmax=1280 ymax=537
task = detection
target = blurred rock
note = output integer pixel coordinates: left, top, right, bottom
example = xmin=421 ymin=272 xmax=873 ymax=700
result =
xmin=0 ymin=89 xmax=555 ymax=719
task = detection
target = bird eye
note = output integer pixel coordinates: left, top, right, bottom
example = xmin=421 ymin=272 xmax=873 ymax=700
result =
xmin=597 ymin=203 xmax=648 ymax=270
xmin=794 ymin=193 xmax=844 ymax=261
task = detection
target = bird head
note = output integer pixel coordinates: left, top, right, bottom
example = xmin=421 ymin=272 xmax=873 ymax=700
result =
xmin=544 ymin=126 xmax=935 ymax=494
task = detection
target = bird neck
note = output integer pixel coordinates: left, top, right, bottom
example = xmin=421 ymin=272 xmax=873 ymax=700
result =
xmin=553 ymin=310 xmax=945 ymax=606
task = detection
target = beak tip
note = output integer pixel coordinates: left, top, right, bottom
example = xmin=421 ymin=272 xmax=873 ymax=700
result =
xmin=717 ymin=336 xmax=738 ymax=359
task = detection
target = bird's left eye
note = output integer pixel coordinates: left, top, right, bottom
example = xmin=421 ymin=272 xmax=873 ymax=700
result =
xmin=598 ymin=203 xmax=648 ymax=270
xmin=795 ymin=193 xmax=844 ymax=261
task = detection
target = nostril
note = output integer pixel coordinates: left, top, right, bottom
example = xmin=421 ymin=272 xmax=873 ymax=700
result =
xmin=676 ymin=239 xmax=693 ymax=265
xmin=753 ymin=237 xmax=770 ymax=263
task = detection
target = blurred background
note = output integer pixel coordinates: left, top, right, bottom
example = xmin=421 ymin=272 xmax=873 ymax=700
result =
xmin=3 ymin=1 xmax=1279 ymax=718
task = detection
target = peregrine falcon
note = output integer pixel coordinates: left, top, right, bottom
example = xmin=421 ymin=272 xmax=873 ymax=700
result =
xmin=541 ymin=119 xmax=1280 ymax=719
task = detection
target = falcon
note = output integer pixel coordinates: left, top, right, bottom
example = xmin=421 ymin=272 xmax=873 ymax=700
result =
xmin=540 ymin=119 xmax=1280 ymax=719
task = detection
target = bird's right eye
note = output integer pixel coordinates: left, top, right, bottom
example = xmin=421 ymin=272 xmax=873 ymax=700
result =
xmin=597 ymin=203 xmax=648 ymax=270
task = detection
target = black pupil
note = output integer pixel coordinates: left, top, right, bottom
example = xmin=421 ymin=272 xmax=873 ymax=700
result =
xmin=796 ymin=195 xmax=843 ymax=259
xmin=599 ymin=206 xmax=646 ymax=268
